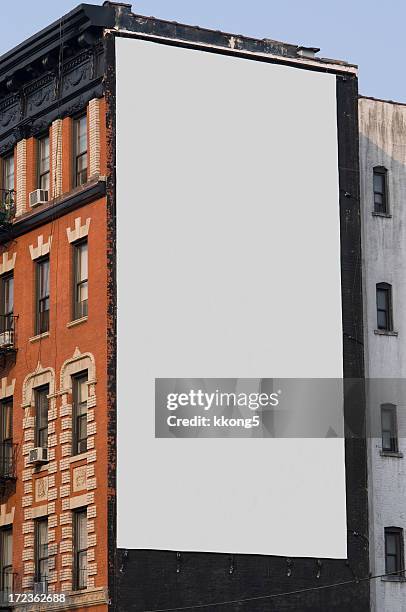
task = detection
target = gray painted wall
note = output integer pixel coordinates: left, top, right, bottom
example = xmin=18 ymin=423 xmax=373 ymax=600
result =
xmin=359 ymin=97 xmax=406 ymax=612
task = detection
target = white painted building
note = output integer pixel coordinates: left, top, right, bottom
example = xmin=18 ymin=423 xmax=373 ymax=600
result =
xmin=359 ymin=96 xmax=406 ymax=612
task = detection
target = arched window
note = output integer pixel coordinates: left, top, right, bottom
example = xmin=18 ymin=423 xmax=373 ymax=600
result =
xmin=376 ymin=282 xmax=393 ymax=331
xmin=373 ymin=166 xmax=388 ymax=214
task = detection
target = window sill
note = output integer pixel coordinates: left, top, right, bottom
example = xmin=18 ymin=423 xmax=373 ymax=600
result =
xmin=382 ymin=576 xmax=406 ymax=582
xmin=67 ymin=316 xmax=88 ymax=329
xmin=380 ymin=450 xmax=403 ymax=458
xmin=29 ymin=331 xmax=50 ymax=343
xmin=374 ymin=329 xmax=398 ymax=337
xmin=68 ymin=451 xmax=90 ymax=464
xmin=372 ymin=211 xmax=392 ymax=218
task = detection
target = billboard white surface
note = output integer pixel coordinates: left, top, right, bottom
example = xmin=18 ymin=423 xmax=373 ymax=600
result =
xmin=116 ymin=36 xmax=346 ymax=557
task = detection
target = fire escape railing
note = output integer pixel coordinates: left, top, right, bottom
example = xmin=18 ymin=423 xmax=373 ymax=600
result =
xmin=0 ymin=190 xmax=15 ymax=223
xmin=0 ymin=442 xmax=17 ymax=482
xmin=0 ymin=571 xmax=19 ymax=608
xmin=0 ymin=315 xmax=17 ymax=354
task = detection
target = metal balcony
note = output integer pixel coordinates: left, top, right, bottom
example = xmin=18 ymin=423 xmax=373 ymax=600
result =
xmin=0 ymin=191 xmax=15 ymax=241
xmin=0 ymin=571 xmax=18 ymax=608
xmin=0 ymin=442 xmax=17 ymax=481
xmin=0 ymin=315 xmax=17 ymax=355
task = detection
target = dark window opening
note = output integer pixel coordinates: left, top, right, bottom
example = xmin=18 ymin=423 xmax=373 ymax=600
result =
xmin=35 ymin=386 xmax=49 ymax=449
xmin=381 ymin=404 xmax=398 ymax=453
xmin=73 ymin=115 xmax=88 ymax=187
xmin=0 ymin=273 xmax=13 ymax=336
xmin=385 ymin=527 xmax=404 ymax=578
xmin=34 ymin=518 xmax=48 ymax=584
xmin=36 ymin=257 xmax=50 ymax=335
xmin=376 ymin=283 xmax=393 ymax=331
xmin=1 ymin=154 xmax=14 ymax=209
xmin=73 ymin=373 xmax=88 ymax=455
xmin=0 ymin=527 xmax=12 ymax=597
xmin=73 ymin=509 xmax=87 ymax=590
xmin=373 ymin=167 xmax=388 ymax=214
xmin=73 ymin=240 xmax=88 ymax=320
xmin=37 ymin=135 xmax=50 ymax=192
xmin=0 ymin=398 xmax=13 ymax=478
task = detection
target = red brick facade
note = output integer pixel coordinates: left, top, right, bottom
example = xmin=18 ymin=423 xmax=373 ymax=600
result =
xmin=0 ymin=96 xmax=109 ymax=612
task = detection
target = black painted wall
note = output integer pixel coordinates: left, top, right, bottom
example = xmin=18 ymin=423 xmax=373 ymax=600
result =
xmin=107 ymin=29 xmax=369 ymax=612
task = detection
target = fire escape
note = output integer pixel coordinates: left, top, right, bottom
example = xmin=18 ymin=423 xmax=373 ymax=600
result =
xmin=0 ymin=442 xmax=17 ymax=495
xmin=0 ymin=189 xmax=15 ymax=242
xmin=0 ymin=188 xmax=18 ymax=498
xmin=0 ymin=189 xmax=17 ymax=368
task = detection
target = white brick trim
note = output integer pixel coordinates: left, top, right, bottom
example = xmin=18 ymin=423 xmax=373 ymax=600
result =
xmin=66 ymin=217 xmax=91 ymax=243
xmin=0 ymin=376 xmax=15 ymax=400
xmin=51 ymin=119 xmax=63 ymax=198
xmin=16 ymin=139 xmax=27 ymax=216
xmin=0 ymin=251 xmax=16 ymax=275
xmin=0 ymin=505 xmax=15 ymax=526
xmin=29 ymin=234 xmax=52 ymax=260
xmin=88 ymin=98 xmax=101 ymax=178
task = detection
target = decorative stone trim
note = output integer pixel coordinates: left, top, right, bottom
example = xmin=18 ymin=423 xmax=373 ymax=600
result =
xmin=69 ymin=494 xmax=88 ymax=510
xmin=0 ymin=376 xmax=15 ymax=400
xmin=66 ymin=316 xmax=88 ymax=328
xmin=16 ymin=139 xmax=27 ymax=216
xmin=29 ymin=234 xmax=52 ymax=260
xmin=60 ymin=348 xmax=96 ymax=391
xmin=88 ymin=98 xmax=101 ymax=178
xmin=51 ymin=119 xmax=63 ymax=198
xmin=31 ymin=504 xmax=48 ymax=519
xmin=66 ymin=217 xmax=91 ymax=244
xmin=35 ymin=477 xmax=49 ymax=503
xmin=0 ymin=505 xmax=15 ymax=526
xmin=21 ymin=364 xmax=55 ymax=408
xmin=0 ymin=251 xmax=16 ymax=275
xmin=29 ymin=331 xmax=50 ymax=343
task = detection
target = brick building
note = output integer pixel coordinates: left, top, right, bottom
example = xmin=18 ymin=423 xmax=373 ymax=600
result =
xmin=0 ymin=4 xmax=110 ymax=610
xmin=0 ymin=2 xmax=371 ymax=611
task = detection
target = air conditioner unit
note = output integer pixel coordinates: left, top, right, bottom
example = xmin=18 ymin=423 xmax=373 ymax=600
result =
xmin=33 ymin=580 xmax=48 ymax=595
xmin=29 ymin=189 xmax=49 ymax=208
xmin=28 ymin=447 xmax=48 ymax=465
xmin=0 ymin=331 xmax=12 ymax=347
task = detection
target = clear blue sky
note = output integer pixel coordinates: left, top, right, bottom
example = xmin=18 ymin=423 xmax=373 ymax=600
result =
xmin=1 ymin=0 xmax=405 ymax=101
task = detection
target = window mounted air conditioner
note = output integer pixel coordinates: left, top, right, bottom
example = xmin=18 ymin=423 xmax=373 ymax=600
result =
xmin=28 ymin=447 xmax=49 ymax=465
xmin=29 ymin=189 xmax=49 ymax=208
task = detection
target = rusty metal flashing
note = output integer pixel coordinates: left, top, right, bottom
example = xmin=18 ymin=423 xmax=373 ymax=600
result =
xmin=106 ymin=27 xmax=357 ymax=76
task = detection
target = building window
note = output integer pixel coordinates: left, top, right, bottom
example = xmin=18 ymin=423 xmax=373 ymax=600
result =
xmin=37 ymin=134 xmax=50 ymax=192
xmin=73 ymin=240 xmax=88 ymax=319
xmin=73 ymin=373 xmax=88 ymax=455
xmin=381 ymin=404 xmax=398 ymax=453
xmin=1 ymin=154 xmax=14 ymax=206
xmin=385 ymin=527 xmax=404 ymax=578
xmin=2 ymin=155 xmax=14 ymax=191
xmin=36 ymin=257 xmax=50 ymax=334
xmin=0 ymin=528 xmax=12 ymax=598
xmin=35 ymin=386 xmax=49 ymax=448
xmin=0 ymin=398 xmax=13 ymax=478
xmin=376 ymin=283 xmax=393 ymax=331
xmin=34 ymin=518 xmax=48 ymax=584
xmin=73 ymin=115 xmax=87 ymax=187
xmin=373 ymin=167 xmax=388 ymax=214
xmin=0 ymin=273 xmax=13 ymax=336
xmin=73 ymin=509 xmax=87 ymax=590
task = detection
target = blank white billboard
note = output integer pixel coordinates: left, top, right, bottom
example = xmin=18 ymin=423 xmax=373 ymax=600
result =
xmin=116 ymin=36 xmax=346 ymax=558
